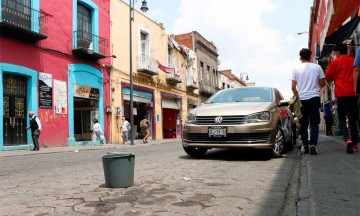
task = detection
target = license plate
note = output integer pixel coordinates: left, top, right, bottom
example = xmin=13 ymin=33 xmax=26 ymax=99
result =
xmin=208 ymin=127 xmax=227 ymax=137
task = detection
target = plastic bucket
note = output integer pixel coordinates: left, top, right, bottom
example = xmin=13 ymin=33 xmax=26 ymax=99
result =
xmin=102 ymin=152 xmax=135 ymax=188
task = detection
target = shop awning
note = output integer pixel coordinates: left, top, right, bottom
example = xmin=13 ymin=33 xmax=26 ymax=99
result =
xmin=162 ymin=98 xmax=179 ymax=110
xmin=123 ymin=95 xmax=151 ymax=104
xmin=319 ymin=15 xmax=360 ymax=58
xmin=327 ymin=0 xmax=360 ymax=36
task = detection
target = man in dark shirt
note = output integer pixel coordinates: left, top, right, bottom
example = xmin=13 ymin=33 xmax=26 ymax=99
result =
xmin=26 ymin=111 xmax=42 ymax=151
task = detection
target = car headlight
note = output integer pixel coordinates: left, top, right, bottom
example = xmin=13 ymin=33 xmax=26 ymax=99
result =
xmin=245 ymin=111 xmax=270 ymax=123
xmin=185 ymin=113 xmax=196 ymax=123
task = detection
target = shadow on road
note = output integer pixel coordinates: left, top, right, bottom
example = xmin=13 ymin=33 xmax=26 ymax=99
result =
xmin=179 ymin=148 xmax=277 ymax=161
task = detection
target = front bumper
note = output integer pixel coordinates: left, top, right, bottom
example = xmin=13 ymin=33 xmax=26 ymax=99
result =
xmin=182 ymin=122 xmax=277 ymax=149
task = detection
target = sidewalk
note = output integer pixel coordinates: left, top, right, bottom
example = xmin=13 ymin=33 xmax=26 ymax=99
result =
xmin=297 ymin=133 xmax=360 ymax=216
xmin=0 ymin=138 xmax=182 ymax=158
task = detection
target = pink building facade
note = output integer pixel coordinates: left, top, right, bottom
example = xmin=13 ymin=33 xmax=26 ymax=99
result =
xmin=0 ymin=0 xmax=111 ymax=150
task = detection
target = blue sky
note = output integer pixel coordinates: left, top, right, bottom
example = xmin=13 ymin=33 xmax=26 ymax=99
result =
xmin=135 ymin=0 xmax=313 ymax=99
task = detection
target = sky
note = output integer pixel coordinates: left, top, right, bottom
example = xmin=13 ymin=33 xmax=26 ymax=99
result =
xmin=135 ymin=0 xmax=313 ymax=99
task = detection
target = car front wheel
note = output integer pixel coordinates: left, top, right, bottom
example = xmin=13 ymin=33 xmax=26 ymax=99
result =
xmin=272 ymin=127 xmax=285 ymax=157
xmin=183 ymin=146 xmax=208 ymax=157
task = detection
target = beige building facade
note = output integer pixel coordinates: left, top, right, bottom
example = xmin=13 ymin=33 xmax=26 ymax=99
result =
xmin=109 ymin=1 xmax=199 ymax=143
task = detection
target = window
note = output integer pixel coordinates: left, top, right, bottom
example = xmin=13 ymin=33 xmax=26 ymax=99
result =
xmin=72 ymin=0 xmax=99 ymax=52
xmin=77 ymin=4 xmax=92 ymax=34
xmin=200 ymin=62 xmax=204 ymax=81
xmin=140 ymin=32 xmax=149 ymax=58
xmin=167 ymin=47 xmax=175 ymax=67
xmin=222 ymin=82 xmax=225 ymax=89
xmin=77 ymin=3 xmax=92 ymax=47
xmin=207 ymin=65 xmax=210 ymax=83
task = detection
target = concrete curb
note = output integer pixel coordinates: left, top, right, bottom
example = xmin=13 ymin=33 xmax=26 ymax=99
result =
xmin=0 ymin=138 xmax=182 ymax=158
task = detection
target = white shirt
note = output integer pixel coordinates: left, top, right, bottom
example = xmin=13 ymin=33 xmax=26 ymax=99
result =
xmin=291 ymin=63 xmax=325 ymax=100
xmin=93 ymin=122 xmax=102 ymax=134
xmin=121 ymin=120 xmax=130 ymax=132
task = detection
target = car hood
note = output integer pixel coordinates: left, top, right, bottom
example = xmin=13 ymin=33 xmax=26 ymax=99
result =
xmin=191 ymin=102 xmax=274 ymax=116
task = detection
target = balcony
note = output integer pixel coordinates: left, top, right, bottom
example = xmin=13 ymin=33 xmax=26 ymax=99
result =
xmin=0 ymin=0 xmax=48 ymax=43
xmin=166 ymin=68 xmax=182 ymax=84
xmin=186 ymin=81 xmax=199 ymax=90
xmin=137 ymin=55 xmax=158 ymax=76
xmin=199 ymin=81 xmax=215 ymax=96
xmin=72 ymin=30 xmax=107 ymax=61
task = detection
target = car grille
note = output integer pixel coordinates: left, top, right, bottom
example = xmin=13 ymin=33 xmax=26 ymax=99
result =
xmin=196 ymin=116 xmax=245 ymax=125
xmin=186 ymin=132 xmax=270 ymax=143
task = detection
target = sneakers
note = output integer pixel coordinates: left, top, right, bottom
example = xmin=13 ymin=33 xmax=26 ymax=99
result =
xmin=301 ymin=145 xmax=317 ymax=155
xmin=310 ymin=146 xmax=317 ymax=155
xmin=346 ymin=138 xmax=354 ymax=154
xmin=301 ymin=145 xmax=309 ymax=154
xmin=352 ymin=144 xmax=359 ymax=151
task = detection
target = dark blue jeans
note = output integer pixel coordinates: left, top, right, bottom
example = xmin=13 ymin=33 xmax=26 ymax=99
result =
xmin=299 ymin=97 xmax=321 ymax=146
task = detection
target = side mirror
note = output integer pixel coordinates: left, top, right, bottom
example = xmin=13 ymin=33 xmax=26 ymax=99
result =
xmin=278 ymin=100 xmax=289 ymax=107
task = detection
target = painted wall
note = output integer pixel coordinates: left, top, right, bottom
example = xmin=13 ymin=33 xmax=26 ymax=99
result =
xmin=0 ymin=0 xmax=111 ymax=149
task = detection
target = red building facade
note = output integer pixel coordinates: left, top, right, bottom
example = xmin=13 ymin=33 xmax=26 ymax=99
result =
xmin=0 ymin=0 xmax=111 ymax=150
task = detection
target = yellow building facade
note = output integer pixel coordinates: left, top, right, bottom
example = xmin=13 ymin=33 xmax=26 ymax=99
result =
xmin=109 ymin=1 xmax=199 ymax=143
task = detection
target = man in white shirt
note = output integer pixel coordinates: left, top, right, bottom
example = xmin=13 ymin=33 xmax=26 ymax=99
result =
xmin=291 ymin=48 xmax=326 ymax=155
xmin=26 ymin=111 xmax=42 ymax=151
xmin=120 ymin=117 xmax=130 ymax=144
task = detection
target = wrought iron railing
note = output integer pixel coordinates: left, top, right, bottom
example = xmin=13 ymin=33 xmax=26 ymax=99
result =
xmin=72 ymin=30 xmax=107 ymax=56
xmin=1 ymin=0 xmax=48 ymax=35
xmin=137 ymin=55 xmax=158 ymax=74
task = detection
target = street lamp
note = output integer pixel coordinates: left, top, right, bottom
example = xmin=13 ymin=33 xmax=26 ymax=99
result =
xmin=240 ymin=72 xmax=249 ymax=81
xmin=129 ymin=0 xmax=148 ymax=145
xmin=297 ymin=31 xmax=309 ymax=35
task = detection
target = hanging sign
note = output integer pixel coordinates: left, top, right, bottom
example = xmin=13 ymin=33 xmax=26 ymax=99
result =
xmin=39 ymin=72 xmax=52 ymax=109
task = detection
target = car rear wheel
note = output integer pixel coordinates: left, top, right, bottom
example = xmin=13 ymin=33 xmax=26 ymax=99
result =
xmin=272 ymin=127 xmax=285 ymax=157
xmin=183 ymin=146 xmax=208 ymax=157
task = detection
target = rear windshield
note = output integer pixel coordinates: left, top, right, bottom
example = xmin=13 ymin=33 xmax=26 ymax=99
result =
xmin=205 ymin=88 xmax=273 ymax=103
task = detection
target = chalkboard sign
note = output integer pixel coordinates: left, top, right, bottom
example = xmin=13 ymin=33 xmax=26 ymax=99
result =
xmin=39 ymin=72 xmax=52 ymax=109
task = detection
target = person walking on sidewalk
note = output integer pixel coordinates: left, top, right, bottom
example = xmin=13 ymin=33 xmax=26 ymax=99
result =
xmin=323 ymin=100 xmax=334 ymax=136
xmin=92 ymin=118 xmax=105 ymax=145
xmin=326 ymin=44 xmax=359 ymax=154
xmin=26 ymin=111 xmax=42 ymax=151
xmin=140 ymin=116 xmax=150 ymax=143
xmin=120 ymin=116 xmax=130 ymax=144
xmin=291 ymin=48 xmax=326 ymax=155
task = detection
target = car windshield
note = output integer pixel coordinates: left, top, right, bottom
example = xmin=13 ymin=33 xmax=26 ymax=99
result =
xmin=205 ymin=87 xmax=273 ymax=103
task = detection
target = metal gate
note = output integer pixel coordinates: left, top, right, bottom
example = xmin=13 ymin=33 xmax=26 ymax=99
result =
xmin=3 ymin=73 xmax=27 ymax=146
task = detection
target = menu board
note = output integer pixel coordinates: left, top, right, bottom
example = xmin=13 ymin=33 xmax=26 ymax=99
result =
xmin=39 ymin=72 xmax=52 ymax=109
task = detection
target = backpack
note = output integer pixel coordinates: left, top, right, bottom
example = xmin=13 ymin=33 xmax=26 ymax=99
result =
xmin=140 ymin=119 xmax=148 ymax=129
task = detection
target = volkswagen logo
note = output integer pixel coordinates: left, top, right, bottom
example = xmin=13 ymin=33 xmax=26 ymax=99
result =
xmin=214 ymin=116 xmax=223 ymax=124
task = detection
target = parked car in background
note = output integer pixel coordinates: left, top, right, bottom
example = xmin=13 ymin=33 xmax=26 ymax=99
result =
xmin=182 ymin=87 xmax=294 ymax=158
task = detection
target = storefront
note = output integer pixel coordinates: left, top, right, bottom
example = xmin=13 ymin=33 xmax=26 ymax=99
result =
xmin=67 ymin=64 xmax=104 ymax=146
xmin=122 ymin=86 xmax=154 ymax=140
xmin=161 ymin=92 xmax=182 ymax=139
